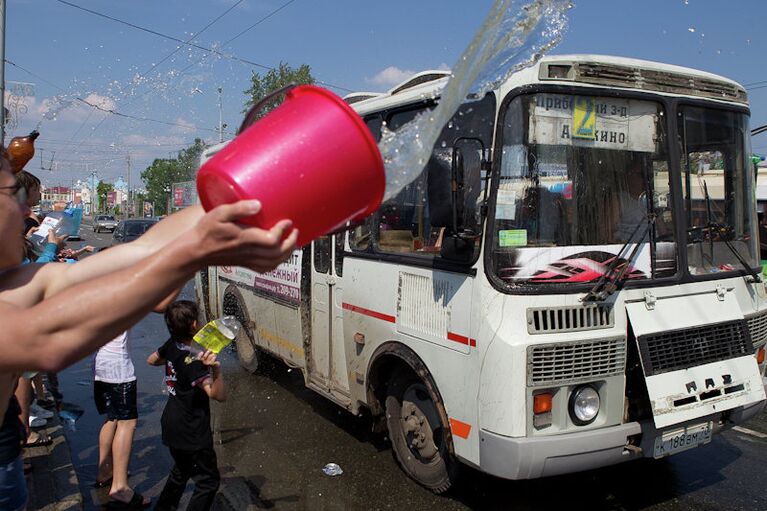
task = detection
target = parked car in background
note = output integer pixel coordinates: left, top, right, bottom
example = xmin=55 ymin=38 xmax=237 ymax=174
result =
xmin=94 ymin=215 xmax=118 ymax=233
xmin=111 ymin=218 xmax=158 ymax=246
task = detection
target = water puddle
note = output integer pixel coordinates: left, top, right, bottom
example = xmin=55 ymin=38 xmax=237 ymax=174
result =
xmin=378 ymin=0 xmax=571 ymax=201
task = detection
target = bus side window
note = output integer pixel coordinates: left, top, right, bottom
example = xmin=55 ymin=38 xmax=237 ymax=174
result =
xmin=347 ymin=115 xmax=382 ymax=252
xmin=371 ymin=95 xmax=495 ymax=260
xmin=313 ymin=236 xmax=331 ymax=274
xmin=349 ymin=218 xmax=372 ymax=252
xmin=364 ymin=115 xmax=383 ymax=142
xmin=334 ymin=234 xmax=344 ymax=277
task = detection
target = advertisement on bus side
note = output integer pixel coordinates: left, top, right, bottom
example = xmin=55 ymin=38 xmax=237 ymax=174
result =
xmin=218 ymin=250 xmax=302 ymax=304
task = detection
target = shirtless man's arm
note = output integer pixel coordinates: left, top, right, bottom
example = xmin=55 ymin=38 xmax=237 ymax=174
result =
xmin=0 ymin=200 xmax=297 ymax=373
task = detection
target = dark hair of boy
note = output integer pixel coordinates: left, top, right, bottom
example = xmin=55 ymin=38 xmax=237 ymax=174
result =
xmin=163 ymin=300 xmax=198 ymax=341
xmin=16 ymin=170 xmax=40 ymax=193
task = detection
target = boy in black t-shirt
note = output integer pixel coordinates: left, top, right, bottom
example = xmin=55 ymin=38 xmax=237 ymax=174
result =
xmin=148 ymin=300 xmax=226 ymax=511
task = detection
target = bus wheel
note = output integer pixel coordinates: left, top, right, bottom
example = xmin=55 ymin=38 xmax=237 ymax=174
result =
xmin=385 ymin=370 xmax=455 ymax=493
xmin=232 ymin=318 xmax=259 ymax=373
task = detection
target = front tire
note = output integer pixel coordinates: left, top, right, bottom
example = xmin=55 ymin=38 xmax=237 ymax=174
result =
xmin=385 ymin=369 xmax=457 ymax=493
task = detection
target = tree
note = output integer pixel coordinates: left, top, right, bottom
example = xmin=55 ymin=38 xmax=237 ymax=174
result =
xmin=242 ymin=62 xmax=314 ymax=125
xmin=96 ymin=182 xmax=114 ymax=214
xmin=140 ymin=138 xmax=208 ymax=216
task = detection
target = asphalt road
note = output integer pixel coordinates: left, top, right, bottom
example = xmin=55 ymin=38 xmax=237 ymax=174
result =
xmin=58 ymin=220 xmax=767 ymax=510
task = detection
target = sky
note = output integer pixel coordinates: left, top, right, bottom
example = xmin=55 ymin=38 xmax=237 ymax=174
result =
xmin=4 ymin=0 xmax=767 ymax=188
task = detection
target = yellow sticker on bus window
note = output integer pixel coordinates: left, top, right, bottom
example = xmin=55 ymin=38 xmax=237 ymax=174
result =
xmin=573 ymin=97 xmax=596 ymax=139
xmin=499 ymin=229 xmax=527 ymax=247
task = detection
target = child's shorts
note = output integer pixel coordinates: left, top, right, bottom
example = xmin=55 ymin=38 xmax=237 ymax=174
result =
xmin=93 ymin=380 xmax=138 ymax=420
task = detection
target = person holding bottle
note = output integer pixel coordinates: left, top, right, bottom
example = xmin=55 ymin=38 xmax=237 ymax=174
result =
xmin=147 ymin=301 xmax=226 ymax=511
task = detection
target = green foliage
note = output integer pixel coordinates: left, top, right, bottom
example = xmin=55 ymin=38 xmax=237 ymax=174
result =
xmin=242 ymin=62 xmax=314 ymax=125
xmin=140 ymin=138 xmax=208 ymax=216
xmin=96 ymin=181 xmax=114 ymax=213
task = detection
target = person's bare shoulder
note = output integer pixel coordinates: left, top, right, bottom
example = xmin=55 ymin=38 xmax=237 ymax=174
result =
xmin=0 ymin=263 xmax=54 ymax=307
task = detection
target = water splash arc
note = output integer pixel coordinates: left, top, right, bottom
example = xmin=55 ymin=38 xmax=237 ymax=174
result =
xmin=378 ymin=0 xmax=571 ymax=202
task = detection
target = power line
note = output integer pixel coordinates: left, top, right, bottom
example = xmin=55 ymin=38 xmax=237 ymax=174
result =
xmin=135 ymin=0 xmax=246 ymax=83
xmin=54 ymin=0 xmax=352 ymax=93
xmin=4 ymin=58 xmax=220 ymax=133
xmin=56 ymin=0 xmax=269 ymax=71
xmin=39 ymin=138 xmax=194 ymax=148
xmin=223 ymin=0 xmax=297 ymax=46
xmin=79 ymin=0 xmax=252 ymax=146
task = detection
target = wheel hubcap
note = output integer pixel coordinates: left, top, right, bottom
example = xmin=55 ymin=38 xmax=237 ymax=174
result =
xmin=400 ymin=383 xmax=441 ymax=461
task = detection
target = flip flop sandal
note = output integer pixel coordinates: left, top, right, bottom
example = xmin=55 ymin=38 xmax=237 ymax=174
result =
xmin=93 ymin=476 xmax=113 ymax=489
xmin=22 ymin=432 xmax=52 ymax=448
xmin=106 ymin=490 xmax=150 ymax=510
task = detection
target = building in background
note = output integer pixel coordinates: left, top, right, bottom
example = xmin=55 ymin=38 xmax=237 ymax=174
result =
xmin=41 ymin=185 xmax=71 ymax=211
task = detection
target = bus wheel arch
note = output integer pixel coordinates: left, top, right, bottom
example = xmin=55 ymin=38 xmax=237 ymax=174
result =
xmin=221 ymin=286 xmax=259 ymax=373
xmin=366 ymin=342 xmax=458 ymax=493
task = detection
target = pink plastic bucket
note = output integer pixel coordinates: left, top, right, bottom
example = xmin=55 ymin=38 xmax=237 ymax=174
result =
xmin=197 ymin=84 xmax=385 ymax=247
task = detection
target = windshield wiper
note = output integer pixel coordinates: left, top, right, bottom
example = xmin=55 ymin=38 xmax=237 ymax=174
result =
xmin=582 ymin=213 xmax=655 ymax=302
xmin=695 ymin=182 xmax=762 ymax=283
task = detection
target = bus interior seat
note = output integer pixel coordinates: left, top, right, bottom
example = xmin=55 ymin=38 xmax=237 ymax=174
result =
xmin=379 ymin=230 xmax=417 ymax=252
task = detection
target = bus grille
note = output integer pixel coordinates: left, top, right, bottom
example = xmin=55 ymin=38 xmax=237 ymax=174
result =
xmin=527 ymin=338 xmax=626 ymax=386
xmin=638 ymin=320 xmax=753 ymax=376
xmin=527 ymin=305 xmax=613 ymax=334
xmin=746 ymin=311 xmax=767 ymax=348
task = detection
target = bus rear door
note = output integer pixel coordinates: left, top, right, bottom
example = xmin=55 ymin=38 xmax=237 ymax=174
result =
xmin=309 ymin=235 xmax=351 ymax=404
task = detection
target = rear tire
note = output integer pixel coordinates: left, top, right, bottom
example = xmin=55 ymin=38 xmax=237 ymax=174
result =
xmin=385 ymin=369 xmax=457 ymax=493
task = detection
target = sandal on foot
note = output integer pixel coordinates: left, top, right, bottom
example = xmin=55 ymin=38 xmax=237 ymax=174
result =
xmin=93 ymin=476 xmax=113 ymax=488
xmin=106 ymin=490 xmax=150 ymax=510
xmin=22 ymin=432 xmax=52 ymax=448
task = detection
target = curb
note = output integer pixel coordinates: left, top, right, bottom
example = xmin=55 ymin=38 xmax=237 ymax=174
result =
xmin=25 ymin=412 xmax=83 ymax=510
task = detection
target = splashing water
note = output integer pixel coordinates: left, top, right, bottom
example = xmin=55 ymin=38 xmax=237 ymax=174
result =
xmin=378 ymin=0 xmax=571 ymax=201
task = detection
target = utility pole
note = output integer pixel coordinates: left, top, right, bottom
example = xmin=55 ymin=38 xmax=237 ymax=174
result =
xmin=0 ymin=0 xmax=7 ymax=144
xmin=126 ymin=153 xmax=131 ymax=219
xmin=217 ymin=86 xmax=224 ymax=143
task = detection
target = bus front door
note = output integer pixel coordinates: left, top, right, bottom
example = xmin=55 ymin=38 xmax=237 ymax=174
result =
xmin=309 ymin=235 xmax=351 ymax=404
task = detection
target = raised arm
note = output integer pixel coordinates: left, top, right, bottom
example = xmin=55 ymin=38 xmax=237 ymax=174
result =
xmin=42 ymin=205 xmax=206 ymax=297
xmin=0 ymin=201 xmax=297 ymax=373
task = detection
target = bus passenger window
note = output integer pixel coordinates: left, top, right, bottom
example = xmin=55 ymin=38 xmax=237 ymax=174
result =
xmin=349 ymin=218 xmax=372 ymax=251
xmin=364 ymin=115 xmax=383 ymax=142
xmin=334 ymin=235 xmax=344 ymax=277
xmin=313 ymin=236 xmax=331 ymax=274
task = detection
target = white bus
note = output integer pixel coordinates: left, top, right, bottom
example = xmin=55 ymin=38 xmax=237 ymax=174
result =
xmin=196 ymin=54 xmax=767 ymax=492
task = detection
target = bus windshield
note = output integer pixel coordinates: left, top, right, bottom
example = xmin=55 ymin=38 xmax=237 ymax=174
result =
xmin=679 ymin=106 xmax=757 ymax=276
xmin=490 ymin=93 xmax=676 ymax=286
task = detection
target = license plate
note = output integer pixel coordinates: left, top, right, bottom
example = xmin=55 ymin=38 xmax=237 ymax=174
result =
xmin=653 ymin=422 xmax=713 ymax=458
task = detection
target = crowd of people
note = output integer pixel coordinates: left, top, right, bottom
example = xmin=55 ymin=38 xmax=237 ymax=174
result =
xmin=0 ymin=144 xmax=298 ymax=510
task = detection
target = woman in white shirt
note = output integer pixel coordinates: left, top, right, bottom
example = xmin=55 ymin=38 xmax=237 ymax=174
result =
xmin=93 ymin=331 xmax=150 ymax=509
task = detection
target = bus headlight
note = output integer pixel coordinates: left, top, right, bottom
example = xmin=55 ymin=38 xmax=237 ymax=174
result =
xmin=569 ymin=385 xmax=600 ymax=425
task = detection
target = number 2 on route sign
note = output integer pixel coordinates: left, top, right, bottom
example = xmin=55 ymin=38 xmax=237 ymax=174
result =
xmin=573 ymin=97 xmax=596 ymax=139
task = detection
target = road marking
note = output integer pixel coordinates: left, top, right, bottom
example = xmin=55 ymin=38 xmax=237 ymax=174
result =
xmin=732 ymin=426 xmax=767 ymax=439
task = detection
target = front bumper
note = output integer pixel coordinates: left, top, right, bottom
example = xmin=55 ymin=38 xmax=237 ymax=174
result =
xmin=479 ymin=393 xmax=767 ymax=480
xmin=479 ymin=422 xmax=642 ymax=480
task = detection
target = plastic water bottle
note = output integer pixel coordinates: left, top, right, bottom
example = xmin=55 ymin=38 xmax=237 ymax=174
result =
xmin=30 ymin=208 xmax=80 ymax=248
xmin=322 ymin=463 xmax=343 ymax=476
xmin=191 ymin=316 xmax=241 ymax=355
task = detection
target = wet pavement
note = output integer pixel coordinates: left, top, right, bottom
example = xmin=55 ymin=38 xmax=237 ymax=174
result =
xmin=57 ymin=222 xmax=767 ymax=510
xmin=213 ymin=355 xmax=767 ymax=511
